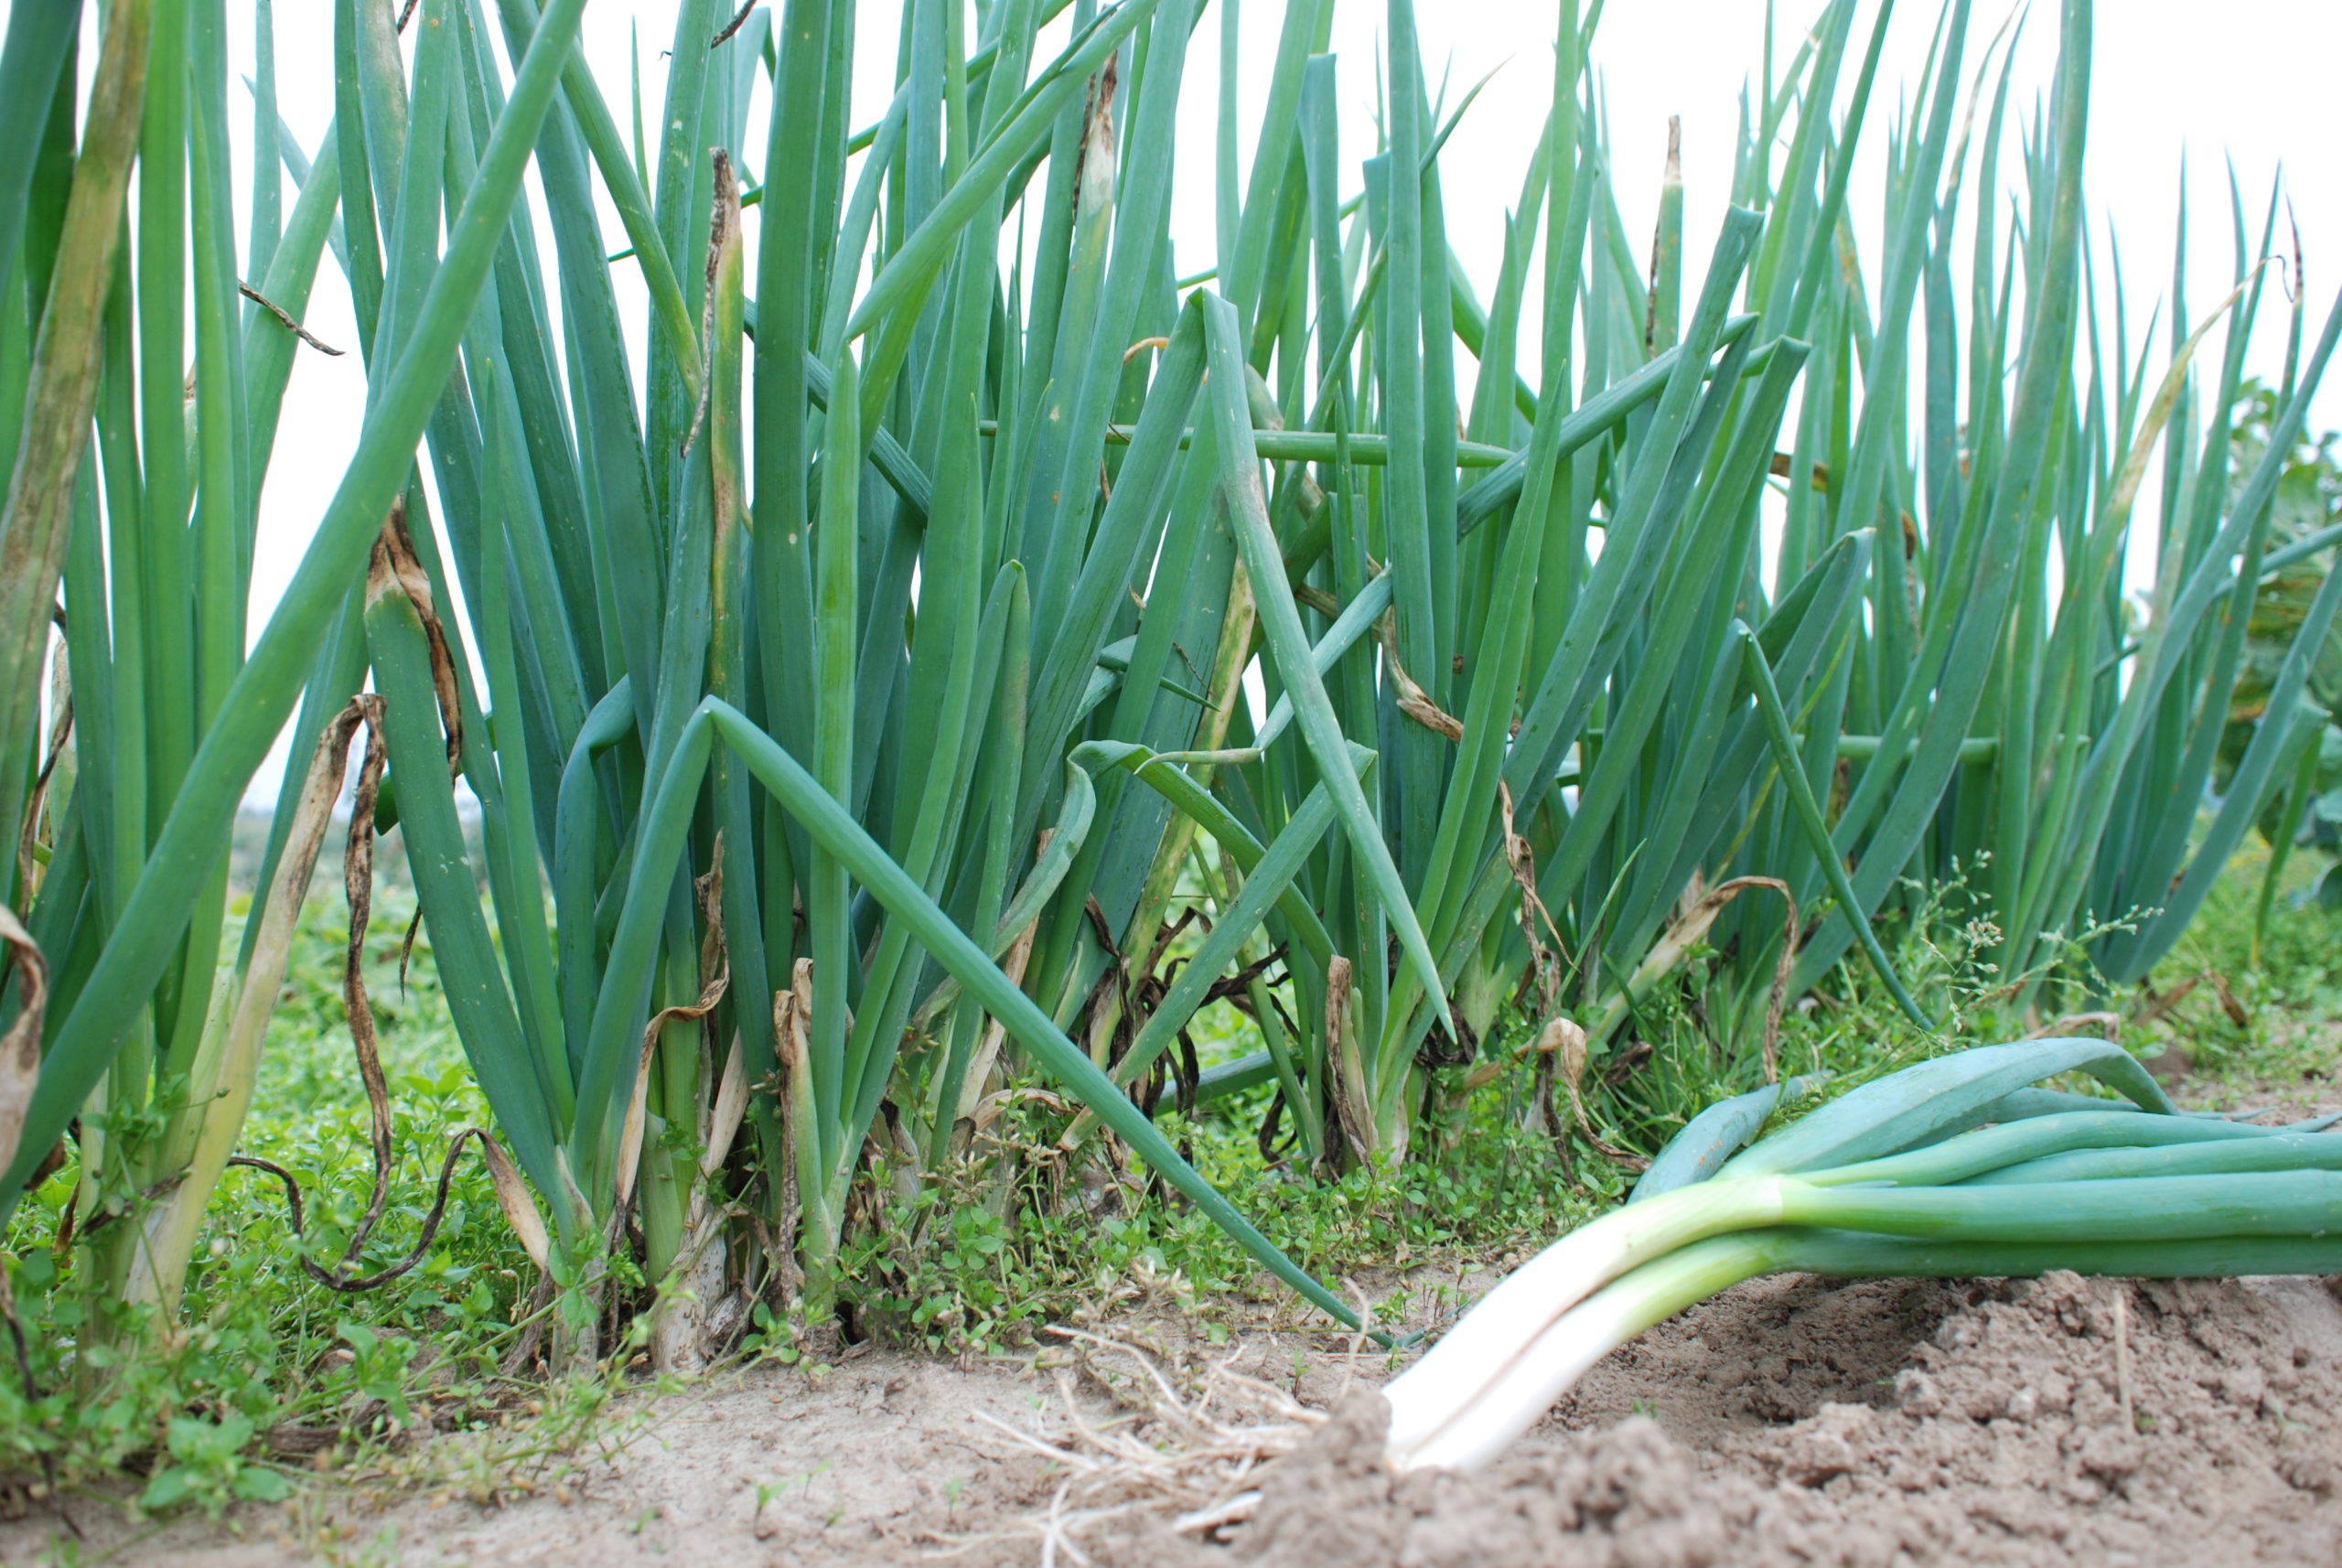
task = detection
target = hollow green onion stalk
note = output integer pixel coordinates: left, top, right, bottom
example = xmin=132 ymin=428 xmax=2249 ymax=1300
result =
xmin=1382 ymin=1040 xmax=2342 ymax=1472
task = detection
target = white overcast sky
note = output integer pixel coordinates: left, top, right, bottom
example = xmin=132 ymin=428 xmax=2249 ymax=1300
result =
xmin=23 ymin=0 xmax=2340 ymax=791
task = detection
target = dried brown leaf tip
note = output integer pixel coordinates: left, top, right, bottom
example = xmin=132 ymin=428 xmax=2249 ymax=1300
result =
xmin=367 ymin=499 xmax=465 ymax=779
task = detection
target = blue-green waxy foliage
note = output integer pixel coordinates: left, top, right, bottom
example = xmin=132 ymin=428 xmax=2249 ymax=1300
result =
xmin=0 ymin=0 xmax=2332 ymax=1354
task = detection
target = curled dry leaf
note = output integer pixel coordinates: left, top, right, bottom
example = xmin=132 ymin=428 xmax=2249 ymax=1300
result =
xmin=680 ymin=147 xmax=741 ymax=458
xmin=337 ymin=695 xmax=398 ymax=1262
xmin=972 ymin=922 xmax=1038 ymax=1131
xmin=365 ymin=500 xmax=464 ymax=779
xmin=477 ymin=1133 xmax=552 ymax=1273
xmin=231 ymin=1127 xmax=538 ymax=1293
xmin=1375 ymin=610 xmax=1465 ymax=742
xmin=766 ymin=960 xmax=818 ymax=1305
xmin=2025 ymin=1010 xmax=2121 ymax=1041
xmin=1323 ymin=956 xmax=1380 ymax=1167
xmin=1547 ymin=1014 xmax=1645 ymax=1169
xmin=703 ymin=1039 xmax=748 ymax=1181
xmin=0 ymin=904 xmax=48 ymax=1181
xmin=1632 ymin=874 xmax=1799 ymax=1083
xmin=1498 ymin=779 xmax=1570 ymax=1016
xmin=615 ymin=964 xmax=731 ymax=1207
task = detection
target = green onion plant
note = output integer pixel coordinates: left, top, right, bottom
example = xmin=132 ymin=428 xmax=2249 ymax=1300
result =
xmin=0 ymin=0 xmax=2334 ymax=1364
xmin=1380 ymin=1037 xmax=2342 ymax=1471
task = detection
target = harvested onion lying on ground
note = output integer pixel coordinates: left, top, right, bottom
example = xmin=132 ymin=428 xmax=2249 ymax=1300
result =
xmin=1382 ymin=1039 xmax=2342 ymax=1472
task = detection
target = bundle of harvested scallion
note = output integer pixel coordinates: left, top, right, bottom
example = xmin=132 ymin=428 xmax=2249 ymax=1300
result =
xmin=1380 ymin=1039 xmax=2342 ymax=1472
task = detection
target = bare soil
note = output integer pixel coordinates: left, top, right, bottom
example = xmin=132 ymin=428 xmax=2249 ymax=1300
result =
xmin=12 ymin=1085 xmax=2341 ymax=1568
xmin=1112 ymin=1270 xmax=2342 ymax=1568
